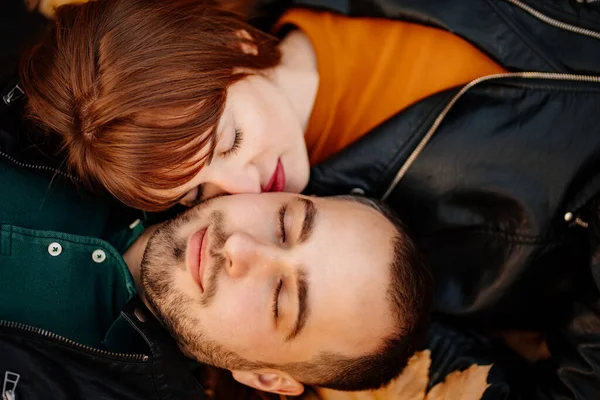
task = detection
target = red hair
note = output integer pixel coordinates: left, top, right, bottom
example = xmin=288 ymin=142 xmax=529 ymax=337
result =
xmin=20 ymin=0 xmax=281 ymax=211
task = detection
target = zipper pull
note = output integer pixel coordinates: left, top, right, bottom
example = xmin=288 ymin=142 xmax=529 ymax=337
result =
xmin=2 ymin=371 xmax=20 ymax=400
xmin=564 ymin=212 xmax=589 ymax=228
xmin=2 ymin=83 xmax=24 ymax=106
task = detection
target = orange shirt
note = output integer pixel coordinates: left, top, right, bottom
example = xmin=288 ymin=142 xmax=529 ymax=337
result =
xmin=277 ymin=9 xmax=507 ymax=165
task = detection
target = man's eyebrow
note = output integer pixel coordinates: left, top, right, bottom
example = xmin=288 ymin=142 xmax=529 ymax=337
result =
xmin=286 ymin=268 xmax=310 ymax=342
xmin=297 ymin=197 xmax=317 ymax=244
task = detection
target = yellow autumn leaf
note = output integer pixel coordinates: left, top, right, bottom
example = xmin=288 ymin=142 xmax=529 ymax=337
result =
xmin=496 ymin=330 xmax=550 ymax=363
xmin=425 ymin=364 xmax=492 ymax=400
xmin=315 ymin=350 xmax=430 ymax=400
xmin=29 ymin=0 xmax=91 ymax=18
xmin=312 ymin=350 xmax=492 ymax=400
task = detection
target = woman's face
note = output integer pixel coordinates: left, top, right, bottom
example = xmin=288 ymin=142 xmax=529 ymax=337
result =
xmin=172 ymin=74 xmax=310 ymax=206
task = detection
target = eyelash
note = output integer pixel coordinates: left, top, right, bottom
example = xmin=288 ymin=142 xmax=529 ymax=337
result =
xmin=273 ymin=278 xmax=283 ymax=320
xmin=179 ymin=185 xmax=203 ymax=207
xmin=278 ymin=205 xmax=287 ymax=243
xmin=222 ymin=127 xmax=243 ymax=157
xmin=193 ymin=186 xmax=203 ymax=204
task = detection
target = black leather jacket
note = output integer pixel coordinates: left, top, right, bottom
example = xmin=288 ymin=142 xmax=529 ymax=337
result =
xmin=282 ymin=0 xmax=600 ymax=398
xmin=0 ymin=297 xmax=207 ymax=400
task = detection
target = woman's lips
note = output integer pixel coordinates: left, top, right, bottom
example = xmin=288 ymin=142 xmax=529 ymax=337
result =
xmin=187 ymin=228 xmax=207 ymax=292
xmin=263 ymin=159 xmax=286 ymax=192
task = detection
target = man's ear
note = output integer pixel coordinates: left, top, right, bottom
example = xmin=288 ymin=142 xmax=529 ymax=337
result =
xmin=235 ymin=29 xmax=258 ymax=55
xmin=231 ymin=369 xmax=304 ymax=396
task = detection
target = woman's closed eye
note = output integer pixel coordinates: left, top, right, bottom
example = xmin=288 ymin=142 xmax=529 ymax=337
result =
xmin=179 ymin=185 xmax=204 ymax=207
xmin=221 ymin=127 xmax=243 ymax=158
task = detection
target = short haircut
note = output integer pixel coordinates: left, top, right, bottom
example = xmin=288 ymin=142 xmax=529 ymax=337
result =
xmin=300 ymin=195 xmax=434 ymax=390
xmin=20 ymin=0 xmax=281 ymax=211
xmin=172 ymin=195 xmax=433 ymax=391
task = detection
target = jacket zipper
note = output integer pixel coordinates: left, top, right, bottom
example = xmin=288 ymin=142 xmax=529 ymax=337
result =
xmin=563 ymin=211 xmax=590 ymax=228
xmin=381 ymin=71 xmax=600 ymax=200
xmin=0 ymin=149 xmax=80 ymax=182
xmin=504 ymin=0 xmax=600 ymax=40
xmin=0 ymin=320 xmax=149 ymax=362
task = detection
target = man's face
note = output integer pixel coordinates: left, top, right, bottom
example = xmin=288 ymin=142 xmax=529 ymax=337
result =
xmin=140 ymin=193 xmax=397 ymax=371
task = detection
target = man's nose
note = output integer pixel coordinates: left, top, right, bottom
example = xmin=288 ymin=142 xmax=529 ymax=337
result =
xmin=223 ymin=233 xmax=278 ymax=279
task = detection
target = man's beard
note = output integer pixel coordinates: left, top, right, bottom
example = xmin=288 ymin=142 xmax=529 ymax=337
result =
xmin=139 ymin=207 xmax=230 ymax=365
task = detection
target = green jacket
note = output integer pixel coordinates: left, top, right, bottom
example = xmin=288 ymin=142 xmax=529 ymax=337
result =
xmin=0 ymin=140 xmax=146 ymax=349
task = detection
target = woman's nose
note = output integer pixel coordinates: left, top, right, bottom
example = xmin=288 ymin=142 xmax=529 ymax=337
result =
xmin=208 ymin=165 xmax=262 ymax=197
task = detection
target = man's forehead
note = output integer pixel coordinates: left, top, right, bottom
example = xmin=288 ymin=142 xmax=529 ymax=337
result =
xmin=304 ymin=262 xmax=394 ymax=359
xmin=305 ymin=198 xmax=396 ymax=326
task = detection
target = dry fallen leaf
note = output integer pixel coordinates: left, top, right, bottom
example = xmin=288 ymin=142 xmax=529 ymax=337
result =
xmin=29 ymin=0 xmax=91 ymax=18
xmin=24 ymin=0 xmax=41 ymax=12
xmin=313 ymin=350 xmax=491 ymax=400
xmin=496 ymin=330 xmax=550 ymax=363
xmin=424 ymin=364 xmax=491 ymax=400
xmin=301 ymin=390 xmax=324 ymax=400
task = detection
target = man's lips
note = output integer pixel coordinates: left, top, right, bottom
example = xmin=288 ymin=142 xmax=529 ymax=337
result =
xmin=187 ymin=228 xmax=207 ymax=292
xmin=263 ymin=159 xmax=286 ymax=192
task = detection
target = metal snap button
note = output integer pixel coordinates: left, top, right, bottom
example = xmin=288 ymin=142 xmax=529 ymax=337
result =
xmin=92 ymin=249 xmax=107 ymax=263
xmin=48 ymin=242 xmax=62 ymax=256
xmin=564 ymin=212 xmax=574 ymax=222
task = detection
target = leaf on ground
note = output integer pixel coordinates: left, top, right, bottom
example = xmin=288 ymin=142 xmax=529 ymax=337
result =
xmin=312 ymin=351 xmax=492 ymax=400
xmin=34 ymin=0 xmax=90 ymax=18
xmin=497 ymin=330 xmax=550 ymax=362
xmin=424 ymin=364 xmax=492 ymax=400
xmin=24 ymin=0 xmax=40 ymax=12
xmin=315 ymin=350 xmax=431 ymax=400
